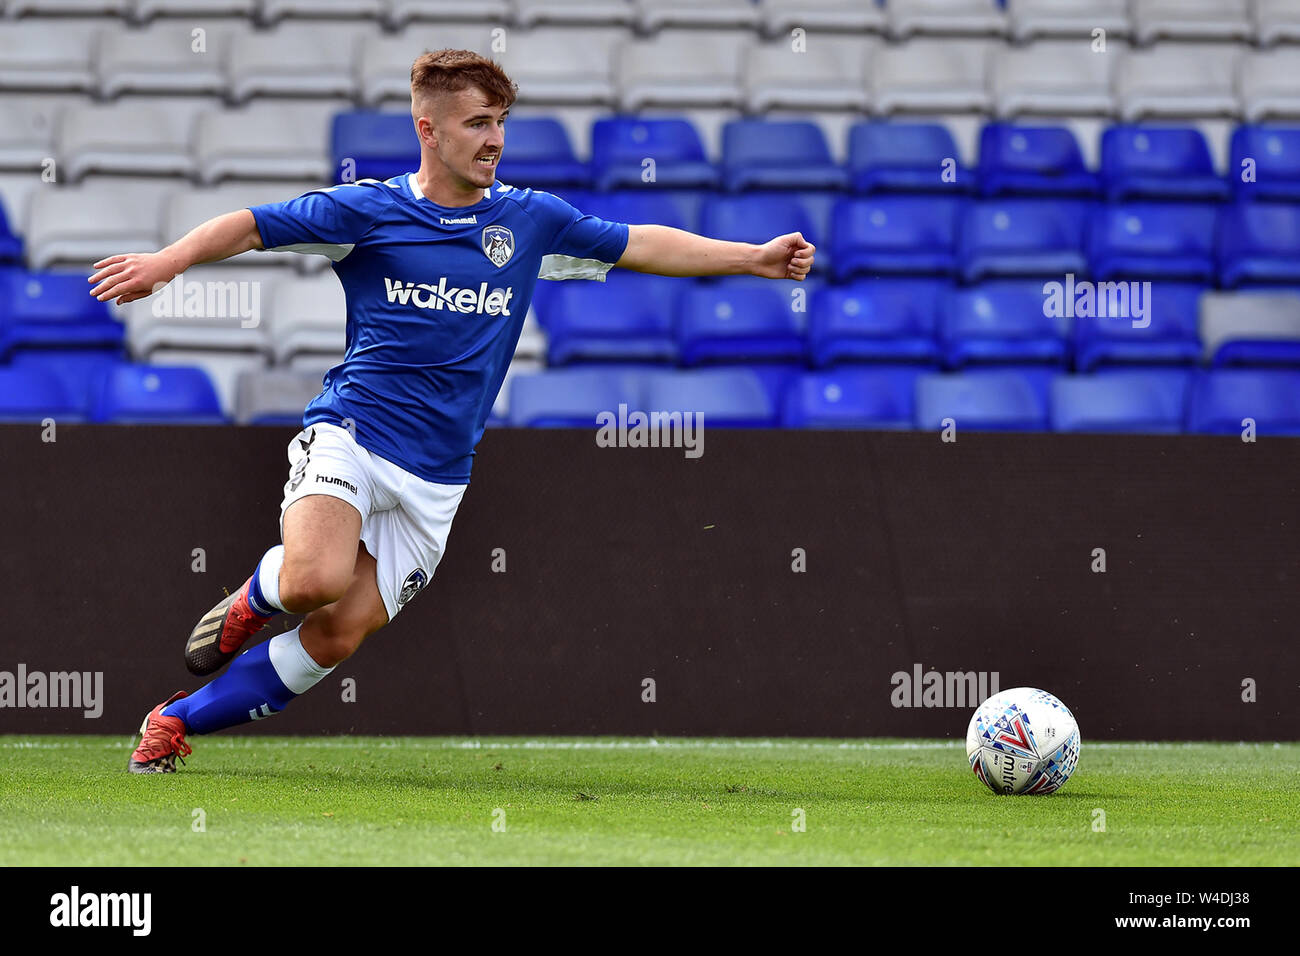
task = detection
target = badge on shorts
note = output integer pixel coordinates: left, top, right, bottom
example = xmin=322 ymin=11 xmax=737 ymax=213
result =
xmin=481 ymin=225 xmax=514 ymax=268
xmin=398 ymin=568 xmax=428 ymax=606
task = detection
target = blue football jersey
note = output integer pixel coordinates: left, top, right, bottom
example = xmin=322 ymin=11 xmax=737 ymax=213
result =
xmin=249 ymin=174 xmax=629 ymax=483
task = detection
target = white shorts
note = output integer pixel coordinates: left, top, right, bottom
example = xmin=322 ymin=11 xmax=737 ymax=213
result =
xmin=278 ymin=422 xmax=467 ymax=622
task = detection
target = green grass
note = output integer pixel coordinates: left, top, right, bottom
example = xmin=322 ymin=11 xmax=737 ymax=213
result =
xmin=1 ymin=737 xmax=1297 ymax=866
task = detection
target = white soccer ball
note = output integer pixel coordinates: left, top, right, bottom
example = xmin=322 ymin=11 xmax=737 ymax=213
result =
xmin=965 ymin=687 xmax=1080 ymax=795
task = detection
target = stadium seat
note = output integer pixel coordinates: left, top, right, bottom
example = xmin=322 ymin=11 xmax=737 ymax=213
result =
xmin=267 ymin=275 xmax=346 ymax=366
xmin=742 ymin=36 xmax=873 ymax=113
xmin=808 ymin=278 xmax=944 ymax=367
xmin=1050 ymin=369 xmax=1192 ymax=434
xmin=721 ymin=120 xmax=847 ymax=192
xmin=195 ymin=105 xmax=335 ymax=184
xmin=1240 ymin=49 xmax=1300 ymax=123
xmin=331 ymin=112 xmax=419 ymax=183
xmin=1100 ymin=126 xmax=1229 ymax=202
xmin=642 ymin=368 xmax=777 ymax=427
xmin=0 ymin=201 xmax=23 ymax=265
xmin=1200 ymin=291 xmax=1300 ymax=367
xmin=1087 ymin=204 xmax=1219 ymax=282
xmin=1255 ymin=0 xmax=1300 ymax=46
xmin=56 ymin=105 xmax=195 ymax=183
xmin=495 ymin=28 xmax=621 ymax=108
xmin=0 ymin=100 xmax=56 ymax=174
xmin=165 ymin=184 xmax=327 ymax=273
xmin=616 ymin=31 xmax=749 ymax=111
xmin=93 ymin=24 xmax=227 ymax=98
xmin=0 ymin=365 xmax=84 ymax=423
xmin=989 ymin=42 xmax=1116 ymax=118
xmin=1132 ymin=0 xmax=1252 ymax=44
xmin=759 ymin=0 xmax=886 ymax=36
xmin=676 ymin=278 xmax=805 ymax=366
xmin=781 ymin=367 xmax=926 ymax=429
xmin=977 ymin=124 xmax=1098 ymax=197
xmin=915 ymin=368 xmax=1052 ymax=431
xmin=1186 ymin=368 xmax=1300 ymax=435
xmin=514 ymin=0 xmax=636 ymax=29
xmin=829 ymin=196 xmax=962 ymax=280
xmin=847 ymin=121 xmax=975 ymax=194
xmin=89 ymin=364 xmax=226 ymax=424
xmin=959 ymin=199 xmax=1089 ymax=282
xmin=8 ymin=350 xmax=122 ymax=418
xmin=129 ymin=0 xmax=255 ymax=23
xmin=634 ymin=0 xmax=760 ymax=32
xmin=887 ymin=0 xmax=1007 ymax=39
xmin=233 ymin=368 xmax=323 ymax=426
xmin=699 ymin=195 xmax=820 ymax=268
xmin=492 ymin=117 xmax=589 ymax=189
xmin=26 ymin=184 xmax=167 ymax=271
xmin=1218 ymin=202 xmax=1300 ymax=287
xmin=0 ymin=22 xmax=98 ymax=94
xmin=508 ymin=368 xmax=640 ymax=427
xmin=871 ymin=40 xmax=993 ymax=115
xmin=534 ymin=271 xmax=679 ymax=365
xmin=386 ymin=0 xmax=511 ymax=29
xmin=941 ymin=281 xmax=1069 ymax=369
xmin=1073 ymin=282 xmax=1204 ymax=371
xmin=590 ymin=117 xmax=719 ymax=190
xmin=0 ymin=270 xmax=123 ymax=359
xmin=1005 ymin=0 xmax=1131 ymax=42
xmin=1231 ymin=125 xmax=1300 ymax=202
xmin=7 ymin=0 xmax=126 ymax=13
xmin=1116 ymin=46 xmax=1241 ymax=121
xmin=358 ymin=30 xmax=496 ymax=107
xmin=226 ymin=26 xmax=358 ymax=104
xmin=258 ymin=0 xmax=383 ymax=25
xmin=579 ymin=191 xmax=696 ymax=233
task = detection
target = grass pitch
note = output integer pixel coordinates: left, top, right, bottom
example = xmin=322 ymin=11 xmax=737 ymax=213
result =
xmin=1 ymin=736 xmax=1296 ymax=866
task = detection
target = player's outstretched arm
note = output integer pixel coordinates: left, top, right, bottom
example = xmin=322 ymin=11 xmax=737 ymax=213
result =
xmin=88 ymin=209 xmax=265 ymax=305
xmin=615 ymin=223 xmax=815 ymax=281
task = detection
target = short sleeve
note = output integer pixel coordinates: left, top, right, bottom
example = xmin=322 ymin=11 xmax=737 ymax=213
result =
xmin=531 ymin=190 xmax=630 ymax=281
xmin=249 ymin=181 xmax=389 ymax=262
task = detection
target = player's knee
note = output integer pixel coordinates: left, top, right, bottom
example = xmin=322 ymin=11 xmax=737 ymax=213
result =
xmin=278 ymin=564 xmax=350 ymax=612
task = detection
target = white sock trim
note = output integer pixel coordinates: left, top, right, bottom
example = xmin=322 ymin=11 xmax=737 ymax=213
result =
xmin=267 ymin=628 xmax=335 ymax=696
xmin=254 ymin=545 xmax=286 ymax=614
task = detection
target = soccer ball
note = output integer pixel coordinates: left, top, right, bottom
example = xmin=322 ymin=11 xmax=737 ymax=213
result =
xmin=965 ymin=687 xmax=1080 ymax=795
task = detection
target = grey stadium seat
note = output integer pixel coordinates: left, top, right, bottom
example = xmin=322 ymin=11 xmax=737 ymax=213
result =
xmin=990 ymin=41 xmax=1118 ymax=118
xmin=258 ymin=0 xmax=384 ymax=26
xmin=56 ymin=104 xmax=195 ymax=182
xmin=267 ymin=274 xmax=347 ymax=366
xmin=194 ymin=105 xmax=334 ymax=184
xmin=26 ymin=183 xmax=167 ymax=269
xmin=1116 ymin=46 xmax=1242 ymax=121
xmin=634 ymin=0 xmax=760 ymax=32
xmin=226 ymin=26 xmax=361 ymax=104
xmin=513 ymin=0 xmax=635 ymax=29
xmin=164 ymin=183 xmax=329 ymax=272
xmin=758 ymin=0 xmax=887 ymax=38
xmin=1006 ymin=0 xmax=1131 ymax=42
xmin=1255 ymin=0 xmax=1300 ymax=46
xmin=1240 ymin=49 xmax=1300 ymax=123
xmin=871 ymin=40 xmax=992 ymax=115
xmin=1131 ymin=0 xmax=1253 ymax=45
xmin=128 ymin=0 xmax=255 ymax=25
xmin=0 ymin=101 xmax=58 ymax=172
xmin=497 ymin=28 xmax=621 ymax=107
xmin=1200 ymin=292 xmax=1300 ymax=365
xmin=0 ymin=22 xmax=99 ymax=94
xmin=234 ymin=368 xmax=325 ymax=425
xmin=359 ymin=28 xmax=498 ymax=108
xmin=6 ymin=0 xmax=128 ymax=15
xmin=385 ymin=0 xmax=511 ymax=30
xmin=743 ymin=36 xmax=873 ymax=113
xmin=617 ymin=31 xmax=751 ymax=110
xmin=95 ymin=25 xmax=227 ymax=99
xmin=887 ymin=0 xmax=1007 ymax=40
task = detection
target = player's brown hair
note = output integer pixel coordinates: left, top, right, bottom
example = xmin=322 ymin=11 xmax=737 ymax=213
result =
xmin=410 ymin=49 xmax=519 ymax=115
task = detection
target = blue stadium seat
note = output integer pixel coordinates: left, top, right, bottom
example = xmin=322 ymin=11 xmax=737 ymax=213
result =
xmin=829 ymin=196 xmax=963 ymax=280
xmin=579 ymin=190 xmax=695 ymax=232
xmin=676 ymin=278 xmax=805 ymax=366
xmin=1186 ymin=369 xmax=1300 ymax=435
xmin=808 ymin=278 xmax=944 ymax=367
xmin=721 ymin=120 xmax=847 ymax=192
xmin=1050 ymin=369 xmax=1192 ymax=434
xmin=10 ymin=351 xmax=124 ymax=417
xmin=508 ymin=368 xmax=639 ymax=427
xmin=847 ymin=121 xmax=976 ymax=194
xmin=535 ymin=271 xmax=679 ymax=365
xmin=960 ymin=199 xmax=1089 ymax=281
xmin=642 ymin=368 xmax=776 ymax=427
xmin=0 ymin=201 xmax=22 ymax=265
xmin=90 ymin=364 xmax=225 ymax=424
xmin=699 ymin=194 xmax=821 ymax=270
xmin=915 ymin=368 xmax=1052 ymax=431
xmin=0 ymin=270 xmax=124 ymax=359
xmin=941 ymin=281 xmax=1069 ymax=368
xmin=330 ymin=112 xmax=417 ymax=182
xmin=781 ymin=367 xmax=925 ymax=430
xmin=1100 ymin=126 xmax=1229 ymax=202
xmin=1087 ymin=203 xmax=1219 ymax=282
xmin=1230 ymin=125 xmax=1300 ymax=202
xmin=978 ymin=124 xmax=1098 ymax=198
xmin=0 ymin=366 xmax=83 ymax=423
xmin=1218 ymin=202 xmax=1300 ymax=287
xmin=590 ymin=117 xmax=719 ymax=190
xmin=1073 ymin=282 xmax=1204 ymax=371
xmin=491 ymin=117 xmax=590 ymax=189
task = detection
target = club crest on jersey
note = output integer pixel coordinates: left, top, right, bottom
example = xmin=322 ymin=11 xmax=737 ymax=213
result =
xmin=398 ymin=568 xmax=427 ymax=606
xmin=482 ymin=225 xmax=515 ymax=268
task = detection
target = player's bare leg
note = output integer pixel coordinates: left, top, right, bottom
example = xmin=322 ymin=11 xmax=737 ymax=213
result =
xmin=298 ymin=542 xmax=389 ymax=668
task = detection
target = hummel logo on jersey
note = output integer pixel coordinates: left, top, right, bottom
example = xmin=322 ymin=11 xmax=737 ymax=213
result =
xmin=440 ymin=215 xmax=477 ymax=224
xmin=383 ymin=277 xmax=515 ymax=316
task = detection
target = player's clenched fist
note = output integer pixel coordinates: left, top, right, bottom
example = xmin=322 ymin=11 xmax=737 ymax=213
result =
xmin=87 ymin=252 xmax=180 ymax=305
xmin=752 ymin=231 xmax=816 ymax=281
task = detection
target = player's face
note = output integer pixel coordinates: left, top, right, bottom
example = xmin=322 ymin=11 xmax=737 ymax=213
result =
xmin=430 ymin=86 xmax=508 ymax=192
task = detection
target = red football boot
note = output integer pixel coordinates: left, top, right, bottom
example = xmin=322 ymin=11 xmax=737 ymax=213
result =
xmin=128 ymin=692 xmax=193 ymax=774
xmin=184 ymin=576 xmax=273 ymax=676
